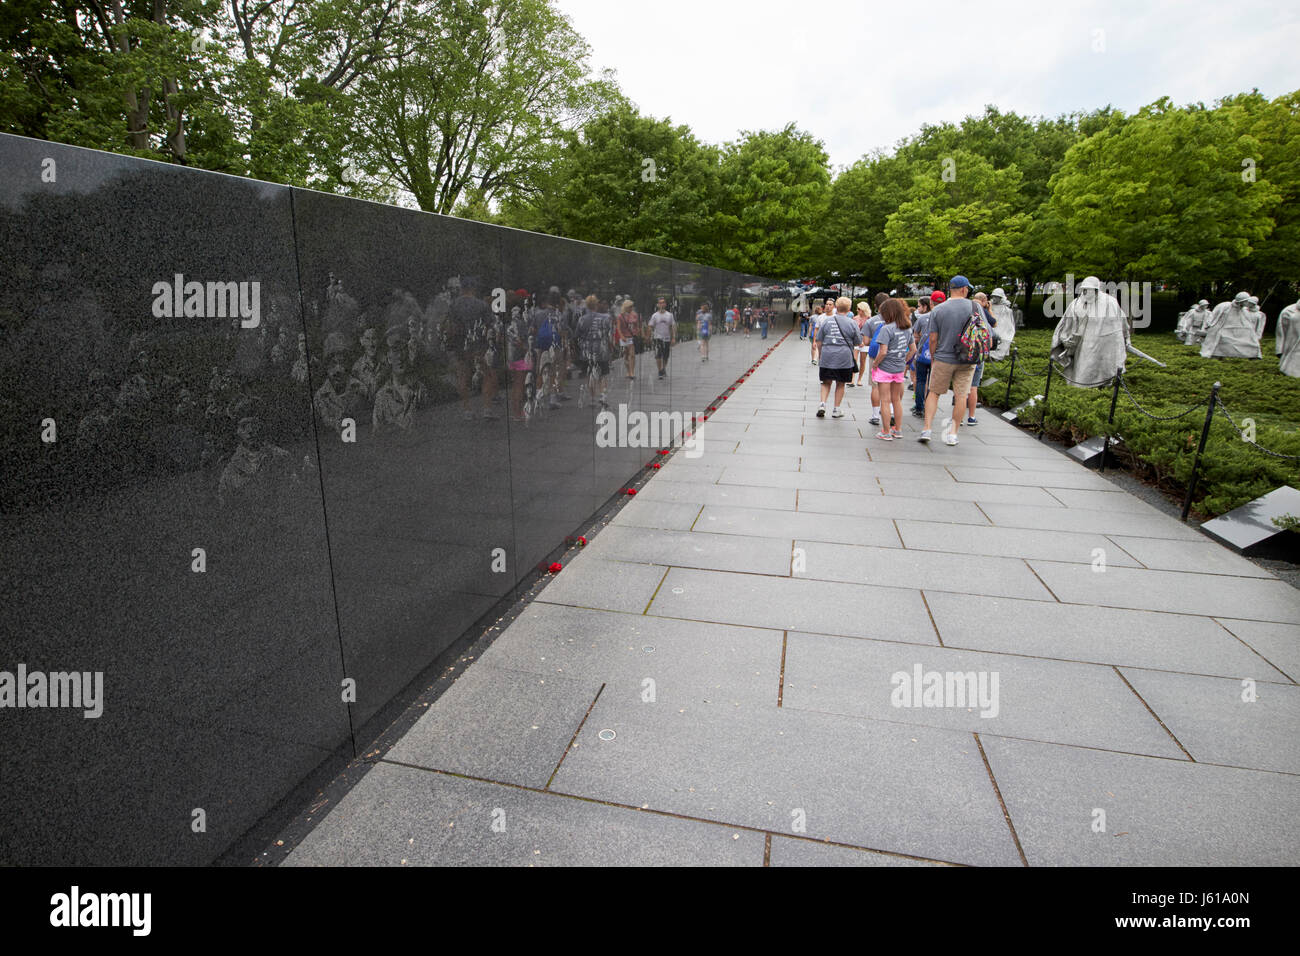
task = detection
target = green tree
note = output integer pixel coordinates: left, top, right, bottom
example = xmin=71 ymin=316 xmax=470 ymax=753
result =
xmin=350 ymin=0 xmax=618 ymax=215
xmin=508 ymin=104 xmax=724 ymax=261
xmin=1041 ymin=97 xmax=1279 ymax=289
xmin=716 ymin=123 xmax=830 ymax=277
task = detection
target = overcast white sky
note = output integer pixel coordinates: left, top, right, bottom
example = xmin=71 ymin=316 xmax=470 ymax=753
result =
xmin=555 ymin=0 xmax=1299 ymax=170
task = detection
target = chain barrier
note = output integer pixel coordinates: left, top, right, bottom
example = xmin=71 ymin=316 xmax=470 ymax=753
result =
xmin=1119 ymin=376 xmax=1207 ymax=421
xmin=1213 ymin=397 xmax=1300 ymax=462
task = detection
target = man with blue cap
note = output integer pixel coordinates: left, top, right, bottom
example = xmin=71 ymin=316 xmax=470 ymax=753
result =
xmin=918 ymin=275 xmax=979 ymax=446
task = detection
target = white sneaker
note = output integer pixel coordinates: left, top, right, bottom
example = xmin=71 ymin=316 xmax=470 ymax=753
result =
xmin=831 ymin=407 xmax=843 ymax=418
xmin=944 ymin=432 xmax=959 ymax=446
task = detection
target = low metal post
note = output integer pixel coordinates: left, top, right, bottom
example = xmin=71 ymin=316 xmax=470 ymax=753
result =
xmin=1003 ymin=346 xmax=1017 ymax=409
xmin=1102 ymin=369 xmax=1121 ymax=473
xmin=1180 ymin=381 xmax=1221 ymax=522
xmin=1038 ymin=362 xmax=1053 ymax=441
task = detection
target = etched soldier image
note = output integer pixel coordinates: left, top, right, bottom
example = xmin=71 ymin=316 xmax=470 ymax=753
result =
xmin=1049 ymin=276 xmax=1129 ymax=386
xmin=314 ymin=332 xmax=365 ymax=429
xmin=290 ymin=332 xmax=313 ymax=384
xmin=351 ymin=327 xmax=382 ymax=400
xmin=1201 ymin=291 xmax=1264 ymax=359
xmin=217 ymin=415 xmax=292 ymax=507
xmin=373 ymin=325 xmax=423 ymax=433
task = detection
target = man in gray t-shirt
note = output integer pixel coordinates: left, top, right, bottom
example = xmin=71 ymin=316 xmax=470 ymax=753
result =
xmin=921 ymin=276 xmax=980 ymax=446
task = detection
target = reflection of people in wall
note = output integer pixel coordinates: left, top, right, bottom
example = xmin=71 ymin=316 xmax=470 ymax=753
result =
xmin=218 ymin=416 xmax=291 ymax=506
xmin=314 ymin=333 xmax=365 ymax=429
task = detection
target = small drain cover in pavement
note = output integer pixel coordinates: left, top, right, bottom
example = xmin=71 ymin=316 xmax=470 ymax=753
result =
xmin=598 ymin=729 xmax=616 ymax=741
xmin=643 ymin=645 xmax=655 ymax=653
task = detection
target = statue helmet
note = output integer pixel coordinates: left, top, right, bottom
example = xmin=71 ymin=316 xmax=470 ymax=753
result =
xmin=1197 ymin=299 xmax=1209 ymax=307
xmin=1232 ymin=291 xmax=1251 ymax=304
xmin=991 ymin=287 xmax=1006 ymax=300
xmin=1078 ymin=276 xmax=1102 ymax=292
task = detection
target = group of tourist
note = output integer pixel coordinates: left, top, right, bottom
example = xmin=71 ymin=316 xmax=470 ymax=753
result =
xmin=802 ymin=277 xmax=1000 ymax=445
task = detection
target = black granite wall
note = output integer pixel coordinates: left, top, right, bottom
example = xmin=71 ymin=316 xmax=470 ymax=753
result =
xmin=0 ymin=133 xmax=787 ymax=865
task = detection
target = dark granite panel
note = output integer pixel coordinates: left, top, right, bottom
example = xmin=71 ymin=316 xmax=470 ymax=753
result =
xmin=0 ymin=133 xmax=350 ymax=865
xmin=290 ymin=192 xmax=515 ymax=731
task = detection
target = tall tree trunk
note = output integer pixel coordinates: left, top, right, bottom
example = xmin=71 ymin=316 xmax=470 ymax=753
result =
xmin=154 ymin=0 xmax=185 ymax=161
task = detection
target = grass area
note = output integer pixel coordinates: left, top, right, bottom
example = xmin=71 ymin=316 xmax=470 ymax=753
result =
xmin=984 ymin=329 xmax=1300 ymax=518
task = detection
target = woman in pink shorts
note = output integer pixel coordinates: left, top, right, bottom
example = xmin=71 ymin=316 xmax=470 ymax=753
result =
xmin=869 ymin=298 xmax=915 ymax=440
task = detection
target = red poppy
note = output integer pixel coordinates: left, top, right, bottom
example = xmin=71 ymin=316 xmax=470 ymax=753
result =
xmin=548 ymin=562 xmax=562 ymax=573
xmin=625 ymin=488 xmax=637 ymax=496
xmin=651 ymin=463 xmax=661 ymax=470
xmin=658 ymin=449 xmax=669 ymax=455
xmin=577 ymin=536 xmax=587 ymax=546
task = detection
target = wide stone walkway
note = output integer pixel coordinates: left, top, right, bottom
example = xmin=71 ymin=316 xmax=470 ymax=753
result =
xmin=285 ymin=334 xmax=1300 ymax=866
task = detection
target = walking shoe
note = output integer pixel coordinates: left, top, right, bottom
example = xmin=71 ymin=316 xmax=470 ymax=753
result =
xmin=944 ymin=432 xmax=959 ymax=446
xmin=966 ymin=416 xmax=977 ymax=425
xmin=907 ymin=383 xmax=915 ymax=391
xmin=831 ymin=407 xmax=843 ymax=418
xmin=911 ymin=408 xmax=924 ymax=417
xmin=875 ymin=430 xmax=893 ymax=440
xmin=816 ymin=403 xmax=826 ymax=418
xmin=918 ymin=430 xmax=932 ymax=443
xmin=868 ymin=415 xmax=881 ymax=425
xmin=846 ymin=382 xmax=855 ymax=388
xmin=891 ymin=427 xmax=902 ymax=438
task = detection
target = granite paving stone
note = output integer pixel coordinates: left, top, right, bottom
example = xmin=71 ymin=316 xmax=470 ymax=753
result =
xmin=583 ymin=524 xmax=794 ymax=576
xmin=476 ymin=603 xmax=783 ymax=707
xmin=647 ymin=567 xmax=931 ymax=639
xmin=1212 ymin=619 xmax=1300 ymax=681
xmin=1118 ymin=668 xmax=1300 ymax=773
xmin=924 ymin=592 xmax=1292 ymax=680
xmin=781 ymin=632 xmax=1185 ymax=757
xmin=285 ymin=763 xmax=764 ymax=866
xmin=536 ymin=555 xmax=667 ymax=614
xmin=981 ymin=736 xmax=1300 ymax=865
xmin=385 ymin=664 xmax=602 ymax=788
xmin=1029 ymin=561 xmax=1300 ymax=622
xmin=898 ymin=519 xmax=1142 ymax=566
xmin=550 ymin=697 xmax=1023 ymax=866
xmin=794 ymin=539 xmax=1051 ymax=600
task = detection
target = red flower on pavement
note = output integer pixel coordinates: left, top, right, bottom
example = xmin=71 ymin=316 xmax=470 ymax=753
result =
xmin=548 ymin=562 xmax=562 ymax=573
xmin=658 ymin=449 xmax=669 ymax=455
xmin=625 ymin=488 xmax=637 ymax=496
xmin=577 ymin=536 xmax=587 ymax=546
xmin=651 ymin=463 xmax=661 ymax=470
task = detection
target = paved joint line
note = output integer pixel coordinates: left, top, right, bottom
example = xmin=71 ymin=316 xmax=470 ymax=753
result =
xmin=1024 ymin=560 xmax=1061 ymax=602
xmin=1103 ymin=535 xmax=1148 ymax=569
xmin=972 ymin=501 xmax=994 ymax=526
xmin=545 ymin=682 xmax=606 ymax=789
xmin=973 ymin=732 xmax=1029 ymax=867
xmin=1211 ymin=618 xmax=1297 ymax=684
xmin=1112 ymin=665 xmax=1195 ymax=761
xmin=891 ymin=518 xmax=905 ymax=549
xmin=687 ymin=503 xmax=705 ymax=531
xmin=778 ymin=630 xmax=788 ymax=707
xmin=919 ymin=590 xmax=943 ymax=646
xmin=763 ymin=833 xmax=772 ymax=866
xmin=641 ymin=566 xmax=671 ymax=615
xmin=1042 ymin=487 xmax=1069 ymax=507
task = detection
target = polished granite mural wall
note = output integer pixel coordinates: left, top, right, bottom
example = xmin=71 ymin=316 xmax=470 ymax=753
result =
xmin=0 ymin=133 xmax=787 ymax=865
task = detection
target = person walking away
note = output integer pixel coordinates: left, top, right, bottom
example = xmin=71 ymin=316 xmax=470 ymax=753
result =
xmin=696 ymin=303 xmax=712 ymax=362
xmin=965 ymin=293 xmax=997 ymax=425
xmin=870 ymin=297 xmax=913 ymax=440
xmin=911 ymin=296 xmax=933 ymax=417
xmin=809 ymin=304 xmax=826 ymax=365
xmin=815 ymin=297 xmax=862 ymax=418
xmin=851 ymin=302 xmax=872 ymax=388
xmin=865 ymin=305 xmax=886 ymax=423
xmin=920 ymin=276 xmax=981 ymax=446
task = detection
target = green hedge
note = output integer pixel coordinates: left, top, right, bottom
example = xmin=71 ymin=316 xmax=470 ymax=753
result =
xmin=986 ymin=330 xmax=1300 ymax=518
